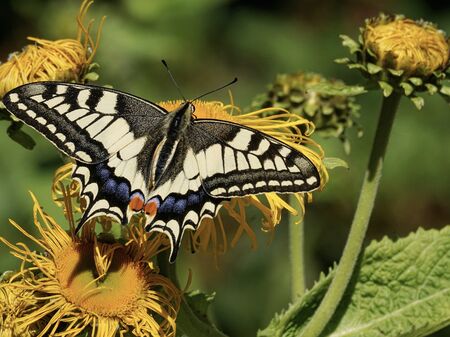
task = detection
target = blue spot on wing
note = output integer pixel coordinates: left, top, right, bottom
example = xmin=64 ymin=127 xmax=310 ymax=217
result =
xmin=116 ymin=182 xmax=130 ymax=203
xmin=102 ymin=178 xmax=117 ymax=194
xmin=159 ymin=196 xmax=176 ymax=213
xmin=96 ymin=164 xmax=111 ymax=182
xmin=187 ymin=193 xmax=200 ymax=206
xmin=173 ymin=199 xmax=187 ymax=214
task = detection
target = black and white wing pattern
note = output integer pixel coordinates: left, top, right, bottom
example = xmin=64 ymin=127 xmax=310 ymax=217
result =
xmin=144 ymin=118 xmax=320 ymax=261
xmin=3 ymin=82 xmax=321 ymax=263
xmin=3 ymin=81 xmax=167 ymax=227
xmin=3 ymin=82 xmax=167 ymax=163
xmin=190 ymin=120 xmax=320 ymax=196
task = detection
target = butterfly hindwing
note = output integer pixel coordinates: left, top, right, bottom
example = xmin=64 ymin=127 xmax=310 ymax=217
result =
xmin=3 ymin=82 xmax=167 ymax=163
xmin=73 ymin=161 xmax=131 ymax=225
xmin=144 ymin=138 xmax=225 ymax=261
xmin=73 ymin=146 xmax=159 ymax=226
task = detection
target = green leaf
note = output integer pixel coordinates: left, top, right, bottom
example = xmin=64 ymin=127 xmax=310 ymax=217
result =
xmin=83 ymin=71 xmax=100 ymax=82
xmin=177 ymin=289 xmax=228 ymax=337
xmin=334 ymin=58 xmax=350 ymax=64
xmin=367 ymin=63 xmax=382 ymax=75
xmin=323 ymin=157 xmax=349 ymax=170
xmin=425 ymin=84 xmax=438 ymax=95
xmin=409 ymin=77 xmax=423 ymax=86
xmin=307 ymin=83 xmax=366 ymax=97
xmin=7 ymin=122 xmax=36 ymax=150
xmin=258 ymin=226 xmax=450 ymax=337
xmin=387 ymin=68 xmax=404 ymax=76
xmin=365 ymin=47 xmax=376 ymax=57
xmin=410 ymin=96 xmax=425 ymax=110
xmin=378 ymin=81 xmax=393 ymax=97
xmin=347 ymin=63 xmax=366 ymax=71
xmin=88 ymin=62 xmax=100 ymax=71
xmin=440 ymin=85 xmax=450 ymax=96
xmin=400 ymin=82 xmax=414 ymax=96
xmin=185 ymin=290 xmax=216 ymax=324
xmin=439 ymin=87 xmax=450 ymax=106
xmin=339 ymin=35 xmax=361 ymax=54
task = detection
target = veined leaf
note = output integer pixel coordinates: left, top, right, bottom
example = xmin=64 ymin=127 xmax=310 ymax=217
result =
xmin=258 ymin=226 xmax=450 ymax=337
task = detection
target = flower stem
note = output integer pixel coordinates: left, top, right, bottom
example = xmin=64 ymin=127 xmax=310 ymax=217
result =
xmin=157 ymin=252 xmax=229 ymax=337
xmin=300 ymin=92 xmax=402 ymax=337
xmin=289 ymin=196 xmax=306 ymax=300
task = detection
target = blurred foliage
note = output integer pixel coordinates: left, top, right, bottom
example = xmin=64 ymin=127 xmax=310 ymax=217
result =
xmin=0 ymin=0 xmax=449 ymax=336
xmin=251 ymin=72 xmax=363 ymax=154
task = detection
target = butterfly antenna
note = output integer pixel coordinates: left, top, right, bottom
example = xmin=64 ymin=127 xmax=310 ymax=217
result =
xmin=192 ymin=77 xmax=238 ymax=102
xmin=161 ymin=59 xmax=187 ymax=101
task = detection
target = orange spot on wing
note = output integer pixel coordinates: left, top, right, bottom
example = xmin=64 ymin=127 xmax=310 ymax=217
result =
xmin=144 ymin=201 xmax=158 ymax=217
xmin=129 ymin=195 xmax=144 ymax=211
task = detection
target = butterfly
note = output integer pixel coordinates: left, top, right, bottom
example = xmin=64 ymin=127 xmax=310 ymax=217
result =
xmin=3 ymin=82 xmax=320 ymax=261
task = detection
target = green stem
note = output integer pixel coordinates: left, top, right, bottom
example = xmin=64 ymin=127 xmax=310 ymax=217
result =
xmin=289 ymin=195 xmax=306 ymax=300
xmin=300 ymin=92 xmax=402 ymax=337
xmin=157 ymin=253 xmax=229 ymax=337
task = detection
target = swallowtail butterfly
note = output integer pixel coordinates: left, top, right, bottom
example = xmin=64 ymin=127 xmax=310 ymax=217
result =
xmin=3 ymin=82 xmax=320 ymax=261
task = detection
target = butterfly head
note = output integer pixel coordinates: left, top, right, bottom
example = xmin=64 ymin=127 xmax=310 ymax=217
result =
xmin=169 ymin=101 xmax=195 ymax=130
xmin=183 ymin=101 xmax=196 ymax=115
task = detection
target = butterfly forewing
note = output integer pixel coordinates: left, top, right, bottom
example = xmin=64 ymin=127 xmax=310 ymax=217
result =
xmin=188 ymin=119 xmax=321 ymax=197
xmin=3 ymin=82 xmax=167 ymax=163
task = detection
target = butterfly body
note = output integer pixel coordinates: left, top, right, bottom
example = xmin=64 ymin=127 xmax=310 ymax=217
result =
xmin=151 ymin=101 xmax=194 ymax=187
xmin=3 ymin=82 xmax=320 ymax=261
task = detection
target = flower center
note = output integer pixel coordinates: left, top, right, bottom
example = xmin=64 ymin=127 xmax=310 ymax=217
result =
xmin=56 ymin=243 xmax=147 ymax=316
xmin=365 ymin=19 xmax=449 ymax=75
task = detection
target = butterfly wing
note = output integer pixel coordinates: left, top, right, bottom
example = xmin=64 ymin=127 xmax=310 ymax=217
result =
xmin=72 ymin=118 xmax=170 ymax=225
xmin=3 ymin=81 xmax=170 ymax=229
xmin=144 ymin=119 xmax=320 ymax=261
xmin=73 ymin=161 xmax=133 ymax=225
xmin=144 ymin=138 xmax=225 ymax=261
xmin=72 ymin=142 xmax=158 ymax=227
xmin=190 ymin=119 xmax=321 ymax=197
xmin=2 ymin=82 xmax=167 ymax=163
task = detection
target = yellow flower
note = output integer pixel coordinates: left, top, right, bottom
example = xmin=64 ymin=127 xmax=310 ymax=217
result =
xmin=0 ymin=0 xmax=104 ymax=98
xmin=0 ymin=276 xmax=43 ymax=337
xmin=364 ymin=16 xmax=449 ymax=76
xmin=338 ymin=13 xmax=450 ymax=108
xmin=0 ymin=194 xmax=181 ymax=337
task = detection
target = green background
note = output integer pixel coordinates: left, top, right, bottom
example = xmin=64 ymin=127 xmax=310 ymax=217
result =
xmin=0 ymin=0 xmax=449 ymax=336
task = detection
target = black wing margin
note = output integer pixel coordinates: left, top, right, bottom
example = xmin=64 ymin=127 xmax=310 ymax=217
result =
xmin=2 ymin=82 xmax=167 ymax=163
